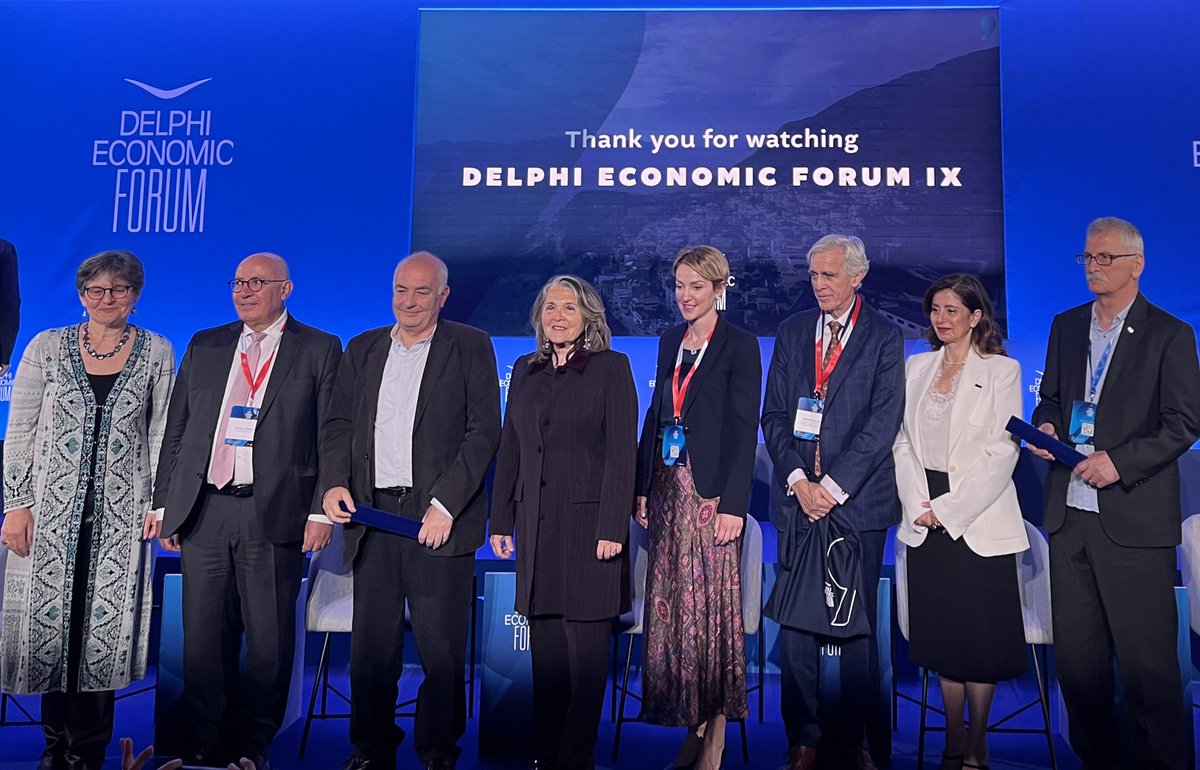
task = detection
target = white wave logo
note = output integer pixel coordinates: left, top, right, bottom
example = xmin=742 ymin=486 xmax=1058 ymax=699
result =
xmin=97 ymin=77 xmax=233 ymax=233
xmin=125 ymin=78 xmax=212 ymax=100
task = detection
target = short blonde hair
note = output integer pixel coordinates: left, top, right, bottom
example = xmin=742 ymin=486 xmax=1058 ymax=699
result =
xmin=672 ymin=245 xmax=730 ymax=289
xmin=530 ymin=275 xmax=612 ymax=360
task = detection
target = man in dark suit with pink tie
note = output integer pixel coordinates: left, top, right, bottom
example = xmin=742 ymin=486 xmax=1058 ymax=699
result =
xmin=154 ymin=252 xmax=342 ymax=768
xmin=761 ymin=235 xmax=905 ymax=770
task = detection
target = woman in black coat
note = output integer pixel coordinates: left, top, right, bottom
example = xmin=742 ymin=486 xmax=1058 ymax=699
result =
xmin=490 ymin=274 xmax=638 ymax=770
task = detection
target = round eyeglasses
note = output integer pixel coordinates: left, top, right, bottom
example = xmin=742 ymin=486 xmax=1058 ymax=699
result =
xmin=83 ymin=285 xmax=133 ymax=300
xmin=228 ymin=278 xmax=287 ymax=292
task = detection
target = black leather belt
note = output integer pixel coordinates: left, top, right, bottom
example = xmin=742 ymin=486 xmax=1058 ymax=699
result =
xmin=207 ymin=483 xmax=254 ymax=498
xmin=374 ymin=486 xmax=412 ymax=497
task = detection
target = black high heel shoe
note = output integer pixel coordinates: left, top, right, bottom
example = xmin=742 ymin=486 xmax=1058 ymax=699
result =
xmin=938 ymin=754 xmax=964 ymax=770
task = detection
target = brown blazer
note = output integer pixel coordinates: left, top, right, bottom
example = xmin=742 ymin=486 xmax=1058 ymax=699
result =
xmin=491 ymin=349 xmax=638 ymax=621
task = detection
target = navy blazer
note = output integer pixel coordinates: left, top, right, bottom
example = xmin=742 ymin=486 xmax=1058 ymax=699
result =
xmin=761 ymin=299 xmax=905 ymax=546
xmin=1031 ymin=293 xmax=1200 ymax=547
xmin=154 ymin=316 xmax=343 ymax=544
xmin=635 ymin=314 xmax=762 ymax=517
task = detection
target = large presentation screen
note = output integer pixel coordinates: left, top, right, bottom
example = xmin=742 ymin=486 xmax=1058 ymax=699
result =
xmin=412 ymin=9 xmax=1004 ymax=338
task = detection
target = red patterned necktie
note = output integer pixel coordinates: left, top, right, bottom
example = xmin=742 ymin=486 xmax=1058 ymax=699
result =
xmin=814 ymin=319 xmax=843 ymax=476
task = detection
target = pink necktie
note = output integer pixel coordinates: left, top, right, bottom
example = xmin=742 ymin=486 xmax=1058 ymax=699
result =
xmin=210 ymin=331 xmax=266 ymax=489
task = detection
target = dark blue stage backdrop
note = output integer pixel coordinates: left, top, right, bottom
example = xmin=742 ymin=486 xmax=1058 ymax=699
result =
xmin=1 ymin=0 xmax=1199 ymax=438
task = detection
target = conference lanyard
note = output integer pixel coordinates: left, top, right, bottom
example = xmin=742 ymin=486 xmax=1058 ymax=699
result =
xmin=1086 ymin=336 xmax=1113 ymax=402
xmin=239 ymin=325 xmax=282 ymax=404
xmin=671 ymin=322 xmax=716 ymax=421
xmin=814 ymin=295 xmax=862 ymax=395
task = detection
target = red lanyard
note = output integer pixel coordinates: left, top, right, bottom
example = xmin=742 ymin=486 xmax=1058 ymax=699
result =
xmin=671 ymin=321 xmax=716 ymax=420
xmin=239 ymin=325 xmax=282 ymax=403
xmin=814 ymin=296 xmax=861 ymax=395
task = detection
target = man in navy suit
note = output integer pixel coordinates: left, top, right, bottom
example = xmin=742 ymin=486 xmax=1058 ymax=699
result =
xmin=762 ymin=235 xmax=905 ymax=770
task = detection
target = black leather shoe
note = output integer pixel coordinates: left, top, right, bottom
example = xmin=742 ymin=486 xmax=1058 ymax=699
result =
xmin=37 ymin=753 xmax=63 ymax=770
xmin=338 ymin=755 xmax=387 ymax=770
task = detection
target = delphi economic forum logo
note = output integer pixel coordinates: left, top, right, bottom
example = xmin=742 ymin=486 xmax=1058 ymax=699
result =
xmin=92 ymin=78 xmax=234 ymax=234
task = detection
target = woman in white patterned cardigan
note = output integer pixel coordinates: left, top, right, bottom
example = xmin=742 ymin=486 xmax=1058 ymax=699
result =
xmin=1 ymin=250 xmax=174 ymax=769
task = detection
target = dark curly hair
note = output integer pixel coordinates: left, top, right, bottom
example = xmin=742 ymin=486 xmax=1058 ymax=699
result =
xmin=921 ymin=273 xmax=1006 ymax=356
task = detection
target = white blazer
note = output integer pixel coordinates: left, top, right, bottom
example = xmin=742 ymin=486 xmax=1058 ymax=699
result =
xmin=893 ymin=347 xmax=1030 ymax=557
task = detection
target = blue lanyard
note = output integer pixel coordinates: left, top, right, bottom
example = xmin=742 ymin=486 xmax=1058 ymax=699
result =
xmin=1086 ymin=338 xmax=1113 ymax=401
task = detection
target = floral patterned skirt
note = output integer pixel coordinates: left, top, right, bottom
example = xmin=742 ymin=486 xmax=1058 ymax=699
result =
xmin=639 ymin=458 xmax=748 ymax=726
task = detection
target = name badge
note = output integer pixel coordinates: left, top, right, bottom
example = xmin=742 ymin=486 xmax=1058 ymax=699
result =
xmin=662 ymin=424 xmax=687 ymax=466
xmin=223 ymin=405 xmax=260 ymax=446
xmin=793 ymin=397 xmax=824 ymax=440
xmin=1068 ymin=400 xmax=1096 ymax=445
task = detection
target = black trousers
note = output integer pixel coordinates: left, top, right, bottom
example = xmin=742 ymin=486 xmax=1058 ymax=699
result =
xmin=349 ymin=499 xmax=474 ymax=768
xmin=528 ymin=616 xmax=612 ymax=770
xmin=779 ymin=527 xmax=886 ymax=756
xmin=179 ymin=490 xmax=305 ymax=759
xmin=1050 ymin=507 xmax=1187 ymax=770
xmin=40 ymin=496 xmax=115 ymax=769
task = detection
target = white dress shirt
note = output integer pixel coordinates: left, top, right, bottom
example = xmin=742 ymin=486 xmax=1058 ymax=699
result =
xmin=208 ymin=311 xmax=287 ymax=486
xmin=787 ymin=299 xmax=857 ymax=503
xmin=176 ymin=310 xmax=329 ymax=525
xmin=374 ymin=324 xmax=450 ymax=519
xmin=155 ymin=311 xmax=330 ymax=524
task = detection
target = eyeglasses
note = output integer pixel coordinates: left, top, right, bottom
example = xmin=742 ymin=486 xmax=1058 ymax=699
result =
xmin=1075 ymin=252 xmax=1139 ymax=266
xmin=228 ymin=278 xmax=287 ymax=293
xmin=83 ymin=285 xmax=133 ymax=300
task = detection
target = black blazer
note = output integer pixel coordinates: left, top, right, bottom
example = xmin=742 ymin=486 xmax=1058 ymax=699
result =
xmin=153 ymin=316 xmax=343 ymax=544
xmin=491 ymin=349 xmax=638 ymax=620
xmin=636 ymin=314 xmax=761 ymax=517
xmin=319 ymin=320 xmax=501 ymax=559
xmin=0 ymin=238 xmax=18 ymax=367
xmin=1031 ymin=293 xmax=1200 ymax=547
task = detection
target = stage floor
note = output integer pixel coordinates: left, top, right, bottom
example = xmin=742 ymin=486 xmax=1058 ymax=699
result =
xmin=5 ymin=665 xmax=1194 ymax=769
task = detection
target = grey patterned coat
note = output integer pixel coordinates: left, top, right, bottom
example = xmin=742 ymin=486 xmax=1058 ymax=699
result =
xmin=2 ymin=325 xmax=174 ymax=694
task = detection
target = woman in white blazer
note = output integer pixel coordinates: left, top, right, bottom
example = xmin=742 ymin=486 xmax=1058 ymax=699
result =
xmin=893 ymin=274 xmax=1029 ymax=770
